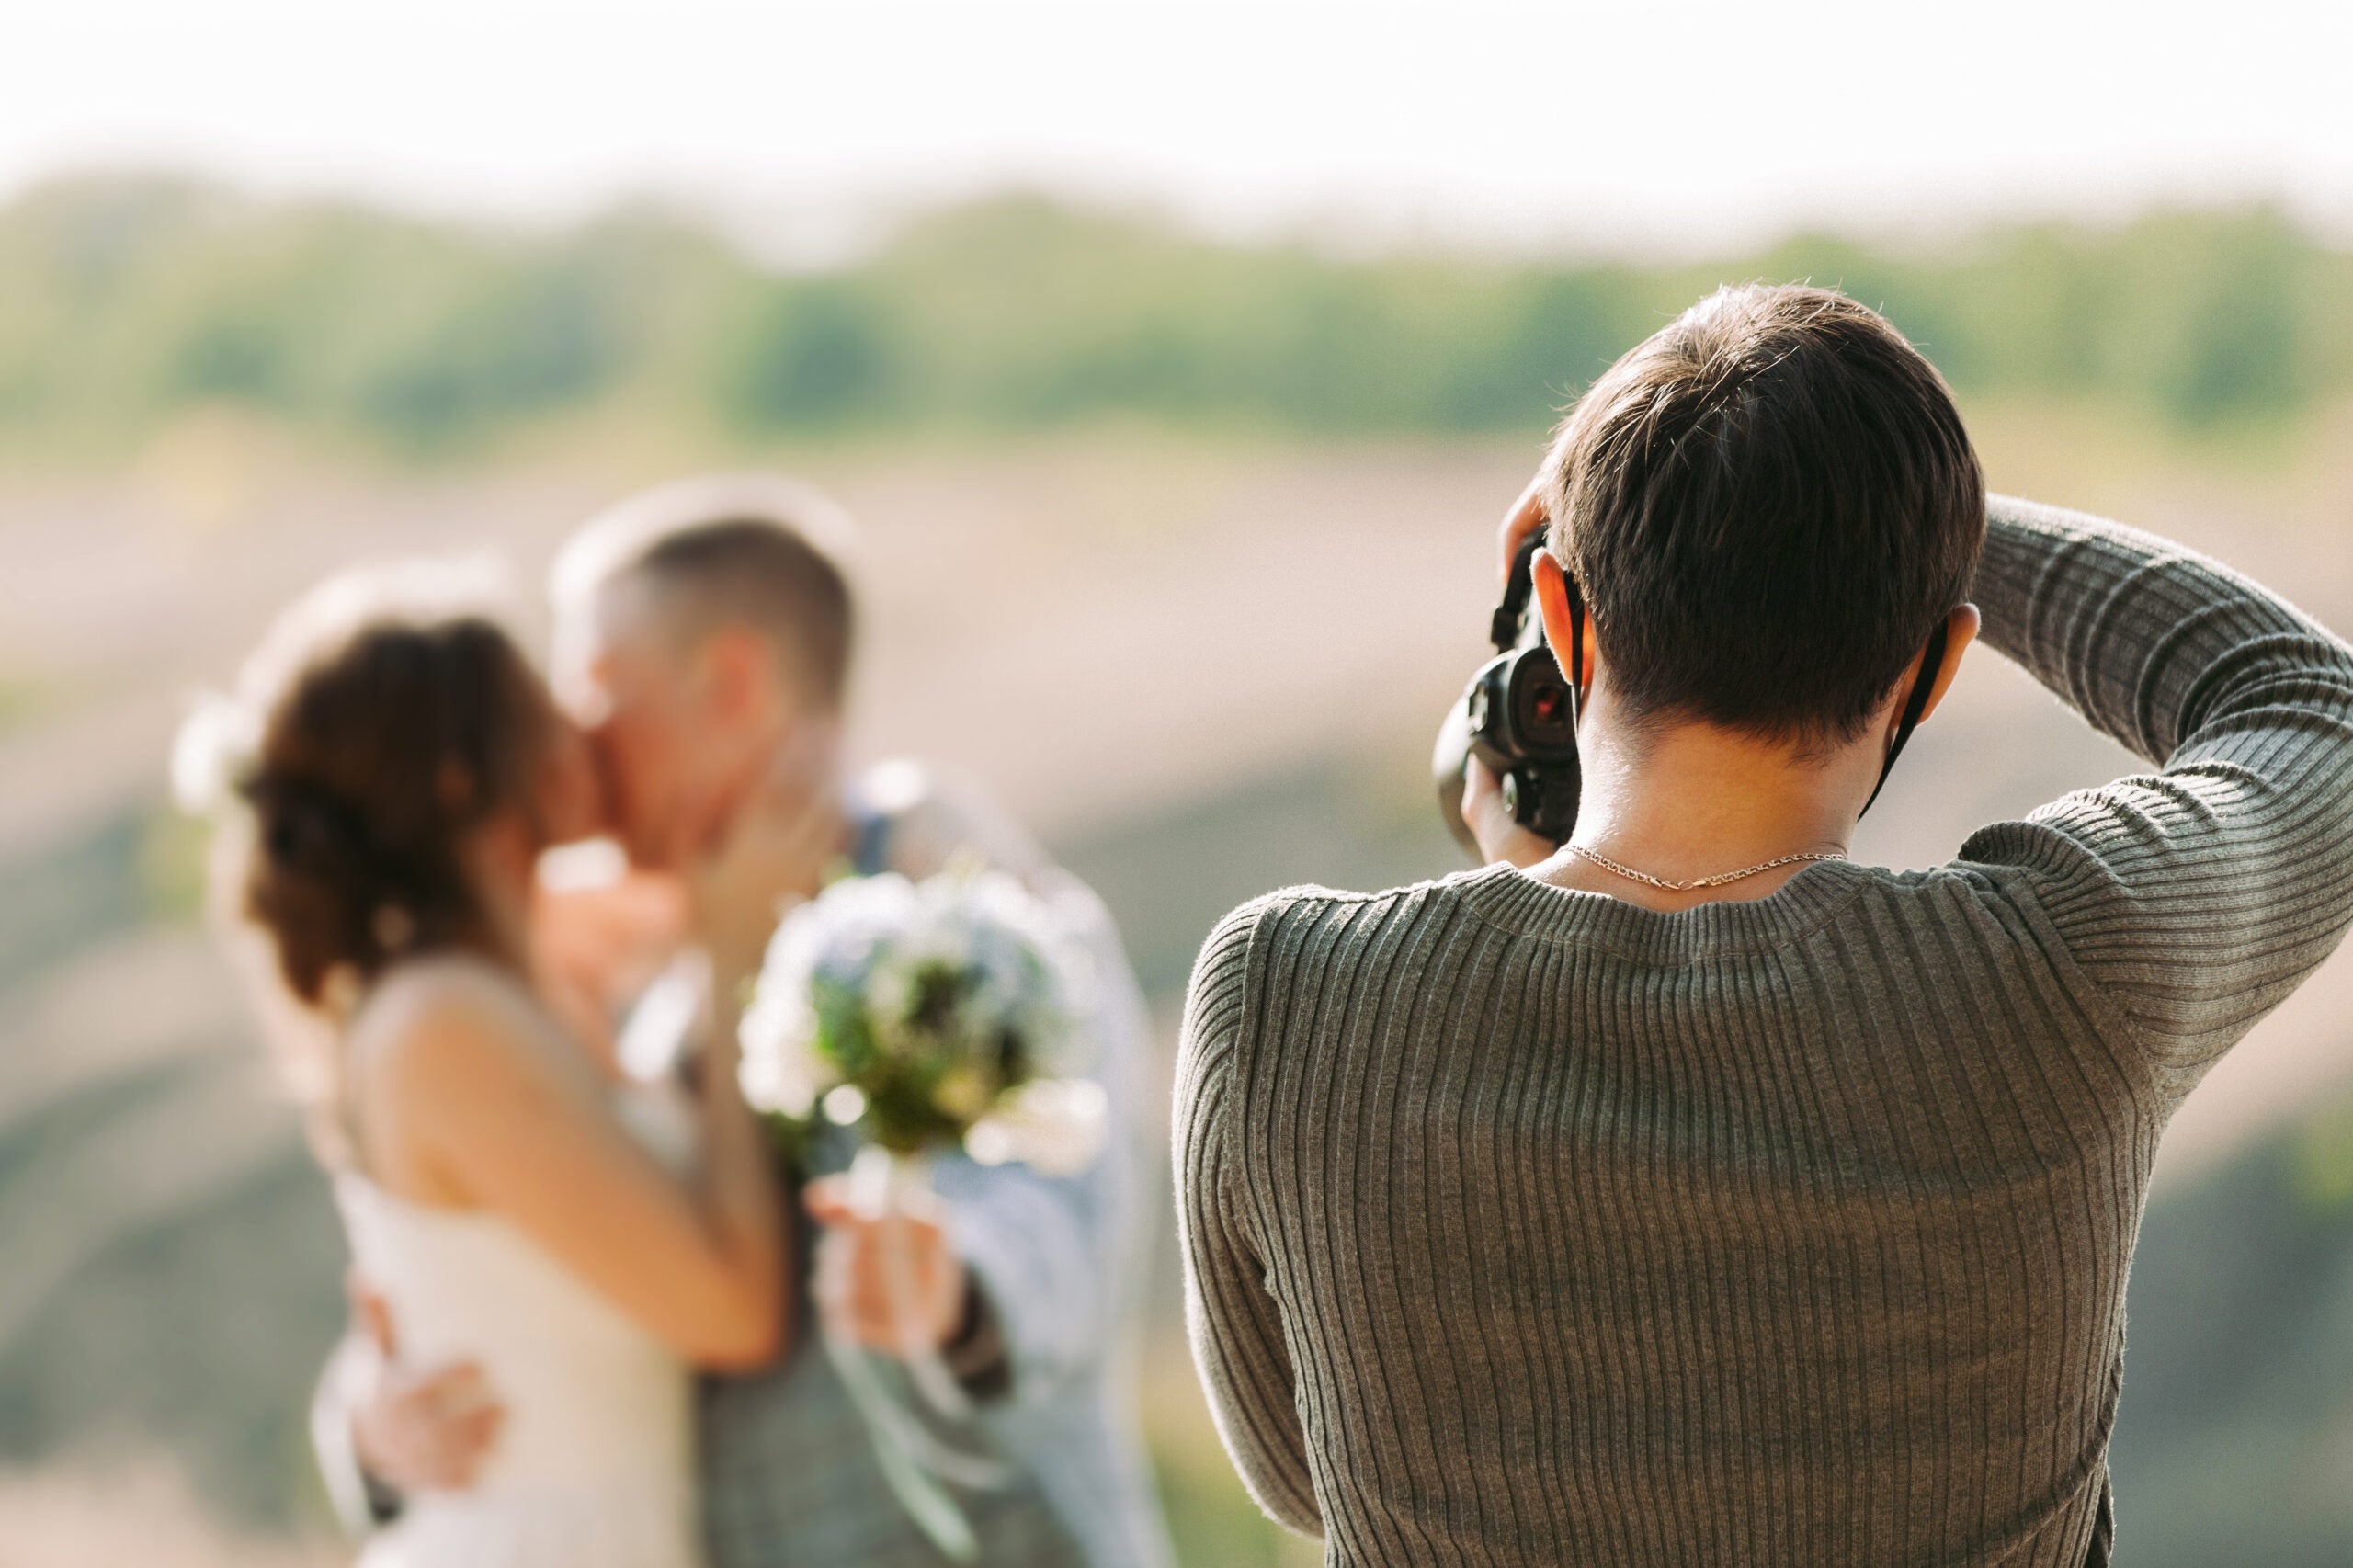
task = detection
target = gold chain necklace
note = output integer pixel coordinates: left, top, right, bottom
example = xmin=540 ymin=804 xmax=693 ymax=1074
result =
xmin=1563 ymin=842 xmax=1847 ymax=892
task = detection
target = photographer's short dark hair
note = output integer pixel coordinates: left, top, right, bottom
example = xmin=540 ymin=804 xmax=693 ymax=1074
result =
xmin=1543 ymin=284 xmax=1984 ymax=746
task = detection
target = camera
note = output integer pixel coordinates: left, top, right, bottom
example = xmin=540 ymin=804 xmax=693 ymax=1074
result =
xmin=1432 ymin=535 xmax=1584 ymax=857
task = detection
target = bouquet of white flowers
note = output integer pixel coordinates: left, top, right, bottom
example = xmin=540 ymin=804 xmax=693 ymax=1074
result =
xmin=737 ymin=866 xmax=1105 ymax=1172
xmin=734 ymin=864 xmax=1105 ymax=1561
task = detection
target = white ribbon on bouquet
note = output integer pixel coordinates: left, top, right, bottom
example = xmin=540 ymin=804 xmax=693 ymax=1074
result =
xmin=815 ymin=1146 xmax=1011 ymax=1564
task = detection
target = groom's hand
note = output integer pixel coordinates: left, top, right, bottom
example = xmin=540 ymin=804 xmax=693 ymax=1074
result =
xmin=352 ymin=1359 xmax=506 ymax=1492
xmin=804 ymin=1179 xmax=967 ymax=1354
xmin=348 ymin=1272 xmax=506 ymax=1492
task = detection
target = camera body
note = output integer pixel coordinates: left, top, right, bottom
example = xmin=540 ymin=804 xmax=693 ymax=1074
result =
xmin=1433 ymin=537 xmax=1584 ymax=857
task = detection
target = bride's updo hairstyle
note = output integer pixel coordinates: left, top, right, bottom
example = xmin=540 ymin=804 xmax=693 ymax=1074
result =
xmin=192 ymin=564 xmax=564 ymax=1016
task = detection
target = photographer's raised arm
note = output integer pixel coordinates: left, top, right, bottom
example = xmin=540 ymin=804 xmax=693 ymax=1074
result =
xmin=1965 ymin=494 xmax=2353 ymax=1086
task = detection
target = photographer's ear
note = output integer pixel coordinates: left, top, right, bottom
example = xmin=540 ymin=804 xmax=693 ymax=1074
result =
xmin=1904 ymin=604 xmax=1982 ymax=730
xmin=1530 ymin=550 xmax=1597 ymax=694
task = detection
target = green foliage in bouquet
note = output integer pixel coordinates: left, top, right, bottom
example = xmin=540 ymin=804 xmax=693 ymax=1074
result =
xmin=808 ymin=950 xmax=1040 ymax=1153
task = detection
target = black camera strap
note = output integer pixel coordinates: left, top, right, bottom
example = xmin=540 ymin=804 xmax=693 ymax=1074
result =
xmin=1501 ymin=536 xmax=1588 ymax=709
xmin=1566 ymin=572 xmax=1586 ymax=696
xmin=1859 ymin=617 xmax=1951 ymax=819
xmin=1493 ymin=539 xmax=1540 ymax=652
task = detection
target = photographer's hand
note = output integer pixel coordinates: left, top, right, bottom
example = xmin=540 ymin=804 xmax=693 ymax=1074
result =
xmin=1497 ymin=478 xmax=1548 ymax=587
xmin=1463 ymin=756 xmax=1559 ymax=870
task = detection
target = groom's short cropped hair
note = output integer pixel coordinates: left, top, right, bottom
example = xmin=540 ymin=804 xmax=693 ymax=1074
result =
xmin=1543 ymin=283 xmax=1984 ymax=747
xmin=553 ymin=473 xmax=858 ymax=706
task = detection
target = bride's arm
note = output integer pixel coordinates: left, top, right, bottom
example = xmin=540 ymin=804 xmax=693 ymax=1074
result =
xmin=365 ymin=966 xmax=787 ymax=1369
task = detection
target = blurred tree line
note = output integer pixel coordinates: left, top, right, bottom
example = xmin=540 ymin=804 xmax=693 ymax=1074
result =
xmin=0 ymin=175 xmax=2346 ymax=460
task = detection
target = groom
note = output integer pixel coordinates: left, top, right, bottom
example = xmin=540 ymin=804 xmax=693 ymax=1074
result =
xmin=320 ymin=475 xmax=1176 ymax=1568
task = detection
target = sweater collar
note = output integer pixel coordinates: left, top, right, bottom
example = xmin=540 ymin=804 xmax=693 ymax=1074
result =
xmin=1450 ymin=856 xmax=1873 ymax=961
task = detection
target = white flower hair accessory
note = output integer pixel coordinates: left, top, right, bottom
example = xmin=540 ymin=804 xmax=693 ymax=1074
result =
xmin=170 ymin=690 xmax=262 ymax=814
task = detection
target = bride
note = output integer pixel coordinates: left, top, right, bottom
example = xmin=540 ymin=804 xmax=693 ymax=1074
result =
xmin=189 ymin=567 xmax=785 ymax=1568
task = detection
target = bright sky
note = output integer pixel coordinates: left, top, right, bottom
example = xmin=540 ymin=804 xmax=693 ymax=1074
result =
xmin=7 ymin=0 xmax=2349 ymax=256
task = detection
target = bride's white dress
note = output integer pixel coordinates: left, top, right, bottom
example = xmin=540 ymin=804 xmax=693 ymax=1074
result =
xmin=337 ymin=1083 xmax=703 ymax=1568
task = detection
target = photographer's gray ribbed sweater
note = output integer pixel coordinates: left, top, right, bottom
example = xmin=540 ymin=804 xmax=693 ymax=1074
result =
xmin=1175 ymin=496 xmax=2353 ymax=1568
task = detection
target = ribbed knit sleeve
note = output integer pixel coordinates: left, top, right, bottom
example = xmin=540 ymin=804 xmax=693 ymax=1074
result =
xmin=1173 ymin=898 xmax=1322 ymax=1538
xmin=1967 ymin=494 xmax=2353 ymax=1089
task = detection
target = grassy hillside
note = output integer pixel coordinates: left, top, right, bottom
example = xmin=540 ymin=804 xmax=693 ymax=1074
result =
xmin=2104 ymin=1100 xmax=2353 ymax=1564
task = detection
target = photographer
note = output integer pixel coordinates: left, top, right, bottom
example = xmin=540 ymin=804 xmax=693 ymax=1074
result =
xmin=1174 ymin=284 xmax=2353 ymax=1568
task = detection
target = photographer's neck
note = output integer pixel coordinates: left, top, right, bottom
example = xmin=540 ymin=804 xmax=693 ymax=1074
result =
xmin=1531 ymin=689 xmax=1877 ymax=912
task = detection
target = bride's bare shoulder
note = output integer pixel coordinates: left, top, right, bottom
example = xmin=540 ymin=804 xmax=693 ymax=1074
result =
xmin=351 ymin=956 xmax=562 ymax=1086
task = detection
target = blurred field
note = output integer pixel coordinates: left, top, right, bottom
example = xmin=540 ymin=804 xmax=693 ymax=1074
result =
xmin=3 ymin=194 xmax=2353 ymax=1562
xmin=0 ymin=1464 xmax=340 ymax=1568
